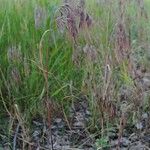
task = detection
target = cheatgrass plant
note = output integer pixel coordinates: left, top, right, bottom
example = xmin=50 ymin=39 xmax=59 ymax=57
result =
xmin=0 ymin=0 xmax=150 ymax=149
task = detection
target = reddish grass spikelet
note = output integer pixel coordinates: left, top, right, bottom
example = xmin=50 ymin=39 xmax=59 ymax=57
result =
xmin=67 ymin=12 xmax=78 ymax=42
xmin=79 ymin=12 xmax=93 ymax=28
xmin=56 ymin=4 xmax=78 ymax=42
xmin=85 ymin=14 xmax=92 ymax=27
xmin=57 ymin=0 xmax=92 ymax=43
xmin=79 ymin=11 xmax=85 ymax=28
xmin=116 ymin=23 xmax=129 ymax=59
xmin=115 ymin=0 xmax=130 ymax=62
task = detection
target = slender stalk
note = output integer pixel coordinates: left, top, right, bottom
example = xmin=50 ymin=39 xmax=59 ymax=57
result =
xmin=39 ymin=29 xmax=54 ymax=150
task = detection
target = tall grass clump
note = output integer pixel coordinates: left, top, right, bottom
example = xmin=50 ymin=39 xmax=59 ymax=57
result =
xmin=0 ymin=0 xmax=83 ymax=143
xmin=57 ymin=0 xmax=150 ymax=144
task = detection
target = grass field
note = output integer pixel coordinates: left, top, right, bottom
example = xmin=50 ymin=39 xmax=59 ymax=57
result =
xmin=0 ymin=0 xmax=150 ymax=149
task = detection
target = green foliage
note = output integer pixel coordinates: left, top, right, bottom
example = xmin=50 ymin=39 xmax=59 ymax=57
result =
xmin=0 ymin=0 xmax=82 ymax=120
xmin=95 ymin=136 xmax=110 ymax=150
xmin=0 ymin=0 xmax=150 ymax=139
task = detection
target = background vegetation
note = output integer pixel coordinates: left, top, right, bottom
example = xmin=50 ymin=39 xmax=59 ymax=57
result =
xmin=0 ymin=0 xmax=150 ymax=149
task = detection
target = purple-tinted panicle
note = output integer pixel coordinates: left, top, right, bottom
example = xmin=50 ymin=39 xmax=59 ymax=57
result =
xmin=115 ymin=0 xmax=130 ymax=62
xmin=67 ymin=13 xmax=78 ymax=42
xmin=79 ymin=11 xmax=85 ymax=28
xmin=57 ymin=0 xmax=92 ymax=42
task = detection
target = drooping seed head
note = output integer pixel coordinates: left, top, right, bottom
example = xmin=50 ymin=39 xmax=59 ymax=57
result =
xmin=57 ymin=0 xmax=92 ymax=42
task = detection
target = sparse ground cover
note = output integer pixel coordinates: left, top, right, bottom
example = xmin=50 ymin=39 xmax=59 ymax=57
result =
xmin=0 ymin=0 xmax=150 ymax=149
